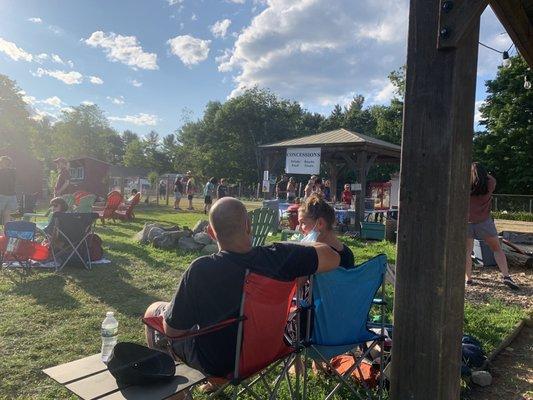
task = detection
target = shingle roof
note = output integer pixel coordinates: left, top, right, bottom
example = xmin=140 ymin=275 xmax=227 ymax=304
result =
xmin=260 ymin=128 xmax=401 ymax=151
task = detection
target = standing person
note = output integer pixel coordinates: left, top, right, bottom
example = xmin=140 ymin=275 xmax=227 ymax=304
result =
xmin=466 ymin=162 xmax=519 ymax=290
xmin=53 ymin=157 xmax=71 ymax=197
xmin=341 ymin=184 xmax=352 ymax=206
xmin=323 ymin=180 xmax=332 ymax=202
xmin=286 ymin=177 xmax=297 ymax=203
xmin=275 ymin=175 xmax=288 ymax=200
xmin=185 ymin=171 xmax=196 ymax=211
xmin=217 ymin=178 xmax=228 ymax=199
xmin=159 ymin=180 xmax=167 ymax=198
xmin=174 ymin=175 xmax=184 ymax=210
xmin=203 ymin=177 xmax=217 ymax=214
xmin=313 ymin=177 xmax=324 ymax=195
xmin=303 ymin=176 xmax=316 ymax=199
xmin=0 ymin=156 xmax=17 ymax=226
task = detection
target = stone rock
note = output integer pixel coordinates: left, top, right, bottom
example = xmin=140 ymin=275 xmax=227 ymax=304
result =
xmin=471 ymin=370 xmax=492 ymax=387
xmin=192 ymin=220 xmax=209 ymax=235
xmin=136 ymin=223 xmax=164 ymax=243
xmin=201 ymin=244 xmax=219 ymax=255
xmin=178 ymin=237 xmax=204 ymax=251
xmin=147 ymin=227 xmax=165 ymax=243
xmin=193 ymin=232 xmax=215 ymax=245
xmin=153 ymin=233 xmax=177 ymax=250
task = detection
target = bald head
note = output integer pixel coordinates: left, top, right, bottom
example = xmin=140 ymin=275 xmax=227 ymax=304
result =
xmin=209 ymin=197 xmax=250 ymax=244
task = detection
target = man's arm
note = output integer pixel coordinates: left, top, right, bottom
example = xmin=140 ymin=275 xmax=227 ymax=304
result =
xmin=162 ymin=318 xmax=188 ymax=337
xmin=306 ymin=242 xmax=340 ymax=273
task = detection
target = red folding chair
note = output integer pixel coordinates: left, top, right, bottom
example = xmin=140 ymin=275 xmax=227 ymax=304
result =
xmin=73 ymin=190 xmax=91 ymax=205
xmin=143 ymin=271 xmax=301 ymax=399
xmin=0 ymin=221 xmax=50 ymax=275
xmin=92 ymin=190 xmax=123 ymax=225
xmin=114 ymin=192 xmax=141 ymax=221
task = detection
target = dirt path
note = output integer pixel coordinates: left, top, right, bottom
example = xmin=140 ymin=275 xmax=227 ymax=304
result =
xmin=466 ymin=324 xmax=533 ymax=400
xmin=495 ymin=219 xmax=533 ymax=234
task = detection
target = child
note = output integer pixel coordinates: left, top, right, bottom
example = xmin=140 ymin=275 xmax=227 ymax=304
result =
xmin=42 ymin=197 xmax=69 ymax=235
xmin=203 ymin=177 xmax=217 ymax=214
xmin=341 ymin=184 xmax=353 ymax=206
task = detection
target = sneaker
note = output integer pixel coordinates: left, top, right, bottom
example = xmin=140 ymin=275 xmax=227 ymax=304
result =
xmin=503 ymin=276 xmax=519 ymax=291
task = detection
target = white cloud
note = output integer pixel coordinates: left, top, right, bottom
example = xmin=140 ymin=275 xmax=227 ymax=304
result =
xmin=81 ymin=100 xmax=95 ymax=106
xmin=21 ymin=92 xmax=37 ymax=105
xmin=167 ymin=0 xmax=183 ymax=5
xmin=109 ymin=113 xmax=158 ymax=126
xmin=130 ymin=79 xmax=143 ymax=87
xmin=0 ymin=37 xmax=33 ymax=62
xmin=191 ymin=13 xmax=198 ymax=21
xmin=67 ymin=60 xmax=74 ymax=68
xmin=107 ymin=95 xmax=125 ymax=105
xmin=42 ymin=96 xmax=63 ymax=108
xmin=33 ymin=68 xmax=84 ymax=85
xmin=217 ymin=0 xmax=409 ymax=105
xmin=228 ymin=0 xmax=246 ymax=3
xmin=371 ymin=80 xmax=396 ymax=103
xmin=35 ymin=53 xmax=48 ymax=62
xmin=167 ymin=35 xmax=211 ymax=66
xmin=477 ymin=6 xmax=513 ymax=77
xmin=61 ymin=107 xmax=74 ymax=114
xmin=48 ymin=25 xmax=63 ymax=35
xmin=51 ymin=54 xmax=64 ymax=64
xmin=210 ymin=19 xmax=232 ymax=39
xmin=28 ymin=17 xmax=42 ymax=23
xmin=84 ymin=31 xmax=158 ymax=70
xmin=89 ymin=75 xmax=104 ymax=85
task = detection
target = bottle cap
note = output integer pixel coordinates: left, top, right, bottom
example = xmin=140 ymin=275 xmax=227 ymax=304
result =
xmin=106 ymin=311 xmax=114 ymax=317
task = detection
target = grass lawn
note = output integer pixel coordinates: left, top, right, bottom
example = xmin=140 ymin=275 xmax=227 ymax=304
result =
xmin=0 ymin=203 xmax=527 ymax=399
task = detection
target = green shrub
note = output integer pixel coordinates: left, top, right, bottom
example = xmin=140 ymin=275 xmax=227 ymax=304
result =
xmin=492 ymin=211 xmax=533 ymax=222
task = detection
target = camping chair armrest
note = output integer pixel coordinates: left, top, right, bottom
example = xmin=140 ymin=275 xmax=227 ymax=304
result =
xmin=372 ymin=298 xmax=387 ymax=306
xmin=142 ymin=315 xmax=244 ymax=341
xmin=23 ymin=212 xmax=48 ymax=221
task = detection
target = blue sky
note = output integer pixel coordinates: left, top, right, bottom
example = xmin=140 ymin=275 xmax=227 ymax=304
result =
xmin=0 ymin=0 xmax=514 ymax=137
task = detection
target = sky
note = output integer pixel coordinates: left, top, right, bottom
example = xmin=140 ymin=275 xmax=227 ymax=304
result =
xmin=0 ymin=0 xmax=516 ymax=137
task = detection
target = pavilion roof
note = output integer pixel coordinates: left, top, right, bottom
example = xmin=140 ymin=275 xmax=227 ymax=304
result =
xmin=260 ymin=128 xmax=401 ymax=156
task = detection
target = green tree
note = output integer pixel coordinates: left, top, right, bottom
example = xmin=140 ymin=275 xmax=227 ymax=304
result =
xmin=473 ymin=55 xmax=532 ymax=194
xmin=51 ymin=104 xmax=120 ymax=161
xmin=123 ymin=139 xmax=149 ymax=169
xmin=0 ymin=74 xmax=36 ymax=150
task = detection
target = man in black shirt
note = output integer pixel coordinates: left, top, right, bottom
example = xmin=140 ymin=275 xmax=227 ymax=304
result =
xmin=144 ymin=197 xmax=340 ymax=378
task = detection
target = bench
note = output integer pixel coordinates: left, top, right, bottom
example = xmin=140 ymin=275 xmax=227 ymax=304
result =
xmin=43 ymin=353 xmax=206 ymax=399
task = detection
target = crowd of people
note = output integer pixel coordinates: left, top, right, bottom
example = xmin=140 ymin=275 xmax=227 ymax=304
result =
xmin=172 ymin=172 xmax=229 ymax=214
xmin=275 ymin=174 xmax=354 ymax=206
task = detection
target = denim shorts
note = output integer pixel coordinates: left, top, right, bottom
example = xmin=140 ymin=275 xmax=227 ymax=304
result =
xmin=0 ymin=195 xmax=18 ymax=213
xmin=467 ymin=218 xmax=498 ymax=239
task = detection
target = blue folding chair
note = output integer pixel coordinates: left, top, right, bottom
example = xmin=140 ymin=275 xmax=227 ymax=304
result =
xmin=302 ymin=254 xmax=388 ymax=400
xmin=1 ymin=221 xmax=37 ymax=274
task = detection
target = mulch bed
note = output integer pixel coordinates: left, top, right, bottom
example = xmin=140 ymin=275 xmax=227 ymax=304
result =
xmin=465 ymin=264 xmax=532 ymax=310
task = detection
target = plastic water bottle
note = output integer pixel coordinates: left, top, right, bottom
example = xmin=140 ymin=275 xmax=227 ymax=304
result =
xmin=101 ymin=311 xmax=118 ymax=363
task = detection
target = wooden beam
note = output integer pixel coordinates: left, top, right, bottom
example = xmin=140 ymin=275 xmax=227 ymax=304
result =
xmin=356 ymin=151 xmax=367 ymax=227
xmin=438 ymin=0 xmax=488 ymax=48
xmin=489 ymin=0 xmax=533 ymax=67
xmin=390 ymin=0 xmax=481 ymax=398
xmin=365 ymin=154 xmax=378 ymax=176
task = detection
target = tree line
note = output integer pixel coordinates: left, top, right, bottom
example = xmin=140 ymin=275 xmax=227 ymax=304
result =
xmin=0 ymin=55 xmax=530 ymax=193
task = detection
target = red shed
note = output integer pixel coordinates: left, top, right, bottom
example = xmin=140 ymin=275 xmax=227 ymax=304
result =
xmin=68 ymin=157 xmax=111 ymax=198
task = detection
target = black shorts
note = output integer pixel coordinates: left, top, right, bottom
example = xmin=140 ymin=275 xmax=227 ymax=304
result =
xmin=204 ymin=195 xmax=212 ymax=205
xmin=187 ymin=194 xmax=194 ymax=201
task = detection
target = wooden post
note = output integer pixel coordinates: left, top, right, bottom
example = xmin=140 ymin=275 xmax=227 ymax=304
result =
xmin=357 ymin=151 xmax=367 ymax=228
xmin=390 ymin=1 xmax=483 ymax=398
xmin=263 ymin=153 xmax=271 ymax=200
xmin=166 ymin=176 xmax=171 ymax=206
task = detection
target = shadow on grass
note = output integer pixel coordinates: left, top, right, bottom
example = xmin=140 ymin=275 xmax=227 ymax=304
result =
xmin=9 ymin=273 xmax=81 ymax=310
xmin=66 ymin=264 xmax=160 ymax=318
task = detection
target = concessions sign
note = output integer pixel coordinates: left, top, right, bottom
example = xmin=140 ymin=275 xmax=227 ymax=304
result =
xmin=285 ymin=147 xmax=321 ymax=175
